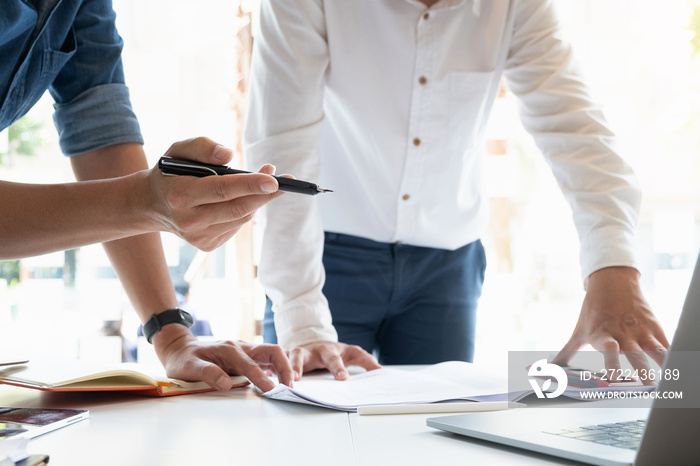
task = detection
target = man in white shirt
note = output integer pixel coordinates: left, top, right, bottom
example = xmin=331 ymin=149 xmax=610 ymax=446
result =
xmin=244 ymin=0 xmax=669 ymax=381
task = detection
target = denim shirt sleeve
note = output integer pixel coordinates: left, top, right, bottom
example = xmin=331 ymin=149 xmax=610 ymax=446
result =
xmin=50 ymin=0 xmax=143 ymax=155
xmin=53 ymin=83 xmax=142 ymax=156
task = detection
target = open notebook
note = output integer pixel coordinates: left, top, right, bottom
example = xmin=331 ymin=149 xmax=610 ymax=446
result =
xmin=0 ymin=359 xmax=248 ymax=397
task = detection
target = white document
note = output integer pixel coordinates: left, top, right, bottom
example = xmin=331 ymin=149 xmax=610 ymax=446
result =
xmin=262 ymin=361 xmax=516 ymax=412
xmin=261 ymin=361 xmax=656 ymax=412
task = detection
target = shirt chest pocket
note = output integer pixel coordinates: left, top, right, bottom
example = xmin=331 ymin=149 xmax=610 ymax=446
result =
xmin=448 ymin=70 xmax=496 ymax=149
xmin=19 ymin=27 xmax=77 ymax=109
xmin=42 ymin=26 xmax=77 ymax=79
xmin=1 ymin=27 xmax=77 ymax=125
xmin=18 ymin=27 xmax=77 ymax=109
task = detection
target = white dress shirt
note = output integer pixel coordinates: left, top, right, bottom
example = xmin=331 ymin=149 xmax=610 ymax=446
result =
xmin=244 ymin=0 xmax=641 ymax=350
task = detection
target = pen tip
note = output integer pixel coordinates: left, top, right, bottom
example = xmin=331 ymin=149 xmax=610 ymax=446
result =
xmin=318 ymin=187 xmax=333 ymax=193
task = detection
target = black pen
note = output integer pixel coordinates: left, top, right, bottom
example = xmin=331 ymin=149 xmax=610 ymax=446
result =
xmin=157 ymin=156 xmax=332 ymax=195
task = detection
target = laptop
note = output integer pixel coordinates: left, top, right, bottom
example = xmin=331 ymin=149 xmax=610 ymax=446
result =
xmin=427 ymin=252 xmax=700 ymax=466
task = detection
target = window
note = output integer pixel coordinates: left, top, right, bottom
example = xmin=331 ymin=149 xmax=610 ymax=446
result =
xmin=476 ymin=1 xmax=700 ymax=365
xmin=1 ymin=0 xmax=699 ymax=366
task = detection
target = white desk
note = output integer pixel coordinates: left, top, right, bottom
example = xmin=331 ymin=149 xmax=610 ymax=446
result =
xmin=1 ymin=384 xmax=576 ymax=466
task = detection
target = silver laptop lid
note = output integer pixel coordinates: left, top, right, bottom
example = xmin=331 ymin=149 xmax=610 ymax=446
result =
xmin=635 ymin=252 xmax=700 ymax=465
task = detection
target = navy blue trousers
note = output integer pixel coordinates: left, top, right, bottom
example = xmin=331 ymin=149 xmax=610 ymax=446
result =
xmin=263 ymin=232 xmax=486 ymax=365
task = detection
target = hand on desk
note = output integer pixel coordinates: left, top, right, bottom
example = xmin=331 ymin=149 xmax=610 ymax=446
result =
xmin=153 ymin=325 xmax=293 ymax=392
xmin=290 ymin=341 xmax=382 ymax=381
xmin=552 ymin=266 xmax=669 ymax=385
xmin=147 ymin=137 xmax=284 ymax=251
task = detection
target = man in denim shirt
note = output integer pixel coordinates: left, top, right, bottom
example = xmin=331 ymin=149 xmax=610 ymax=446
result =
xmin=0 ymin=0 xmax=294 ymax=391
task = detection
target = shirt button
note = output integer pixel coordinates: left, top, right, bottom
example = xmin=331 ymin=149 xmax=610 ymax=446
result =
xmin=423 ymin=12 xmax=430 ymax=20
xmin=413 ymin=137 xmax=421 ymax=146
xmin=419 ymin=76 xmax=428 ymax=85
xmin=402 ymin=194 xmax=410 ymax=201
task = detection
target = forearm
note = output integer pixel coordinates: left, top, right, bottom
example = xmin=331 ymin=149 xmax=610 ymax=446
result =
xmin=101 ymin=231 xmax=194 ymax=366
xmin=69 ymin=143 xmax=177 ymax=322
xmin=0 ymin=173 xmax=150 ymax=260
xmin=101 ymin=233 xmax=177 ymax=321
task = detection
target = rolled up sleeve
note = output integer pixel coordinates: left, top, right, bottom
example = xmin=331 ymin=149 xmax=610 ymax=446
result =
xmin=49 ymin=0 xmax=143 ymax=155
xmin=53 ymin=83 xmax=142 ymax=156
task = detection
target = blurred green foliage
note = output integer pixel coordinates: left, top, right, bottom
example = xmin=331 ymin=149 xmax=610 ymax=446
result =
xmin=0 ymin=115 xmax=44 ymax=164
xmin=0 ymin=261 xmax=20 ymax=287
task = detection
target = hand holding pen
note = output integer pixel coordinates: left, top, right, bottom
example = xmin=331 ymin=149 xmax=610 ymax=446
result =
xmin=148 ymin=137 xmax=290 ymax=251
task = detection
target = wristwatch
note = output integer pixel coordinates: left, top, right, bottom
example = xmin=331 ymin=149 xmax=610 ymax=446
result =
xmin=143 ymin=308 xmax=194 ymax=344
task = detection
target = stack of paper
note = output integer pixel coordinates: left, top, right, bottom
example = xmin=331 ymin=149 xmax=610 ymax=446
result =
xmin=263 ymin=361 xmax=517 ymax=412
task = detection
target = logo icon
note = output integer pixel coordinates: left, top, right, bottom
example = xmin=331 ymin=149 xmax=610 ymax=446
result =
xmin=528 ymin=359 xmax=568 ymax=399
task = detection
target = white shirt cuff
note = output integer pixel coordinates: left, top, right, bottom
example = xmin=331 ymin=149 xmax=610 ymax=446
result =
xmin=273 ymin=303 xmax=339 ymax=351
xmin=579 ymin=227 xmax=639 ymax=281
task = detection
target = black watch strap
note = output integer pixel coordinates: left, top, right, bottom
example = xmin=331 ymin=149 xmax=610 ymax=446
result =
xmin=143 ymin=308 xmax=194 ymax=344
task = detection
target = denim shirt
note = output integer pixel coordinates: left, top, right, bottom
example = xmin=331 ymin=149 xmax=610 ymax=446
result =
xmin=0 ymin=0 xmax=143 ymax=155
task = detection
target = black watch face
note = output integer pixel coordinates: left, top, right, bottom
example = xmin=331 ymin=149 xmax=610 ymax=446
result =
xmin=179 ymin=309 xmax=194 ymax=327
